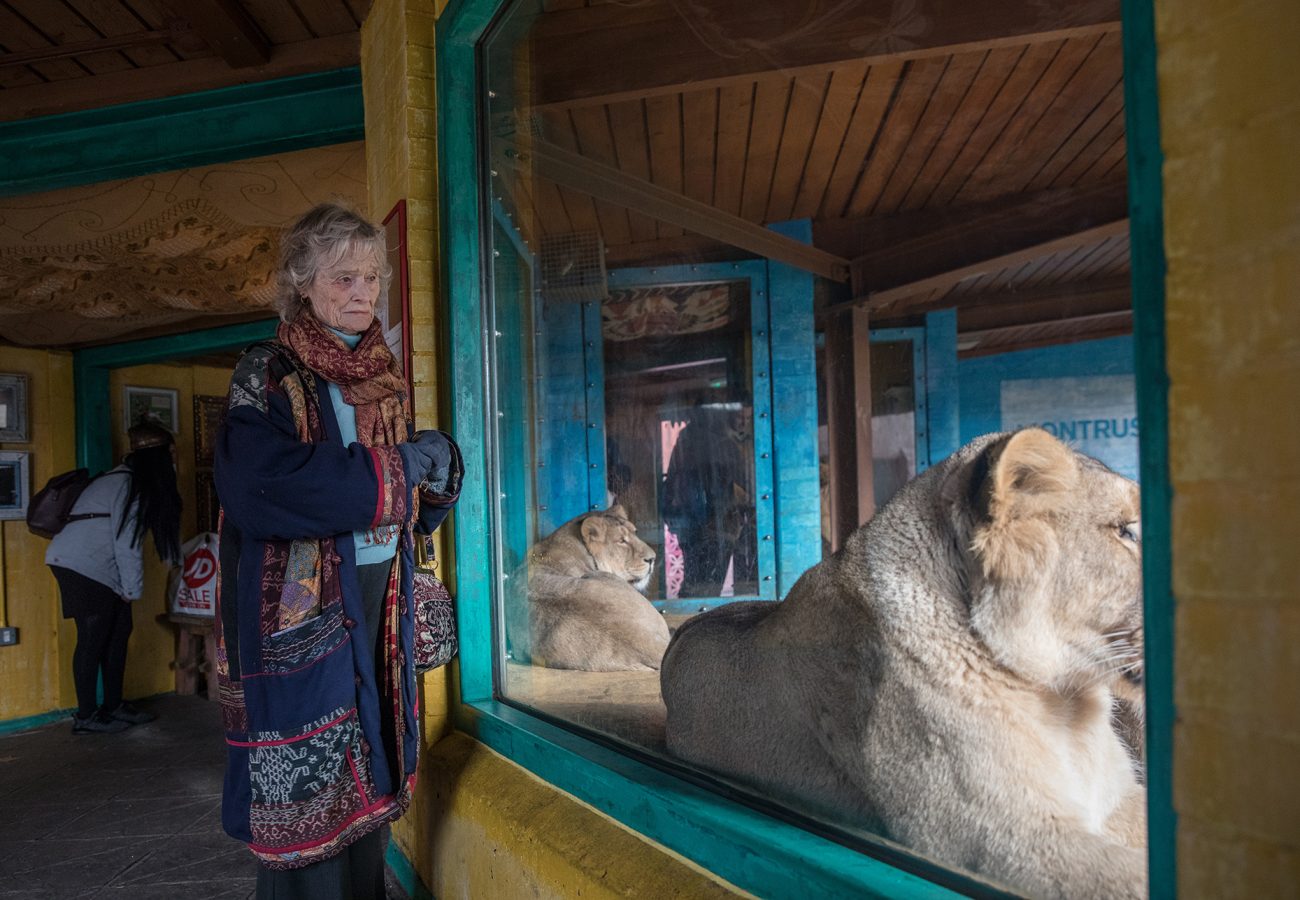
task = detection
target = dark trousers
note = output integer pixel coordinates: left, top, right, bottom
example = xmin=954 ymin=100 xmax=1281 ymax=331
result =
xmin=256 ymin=559 xmax=396 ymax=900
xmin=51 ymin=566 xmax=132 ymax=717
xmin=255 ymin=827 xmax=387 ymax=900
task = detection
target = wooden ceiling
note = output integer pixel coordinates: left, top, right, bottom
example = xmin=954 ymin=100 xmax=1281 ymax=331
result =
xmin=0 ymin=0 xmax=366 ymax=122
xmin=496 ymin=0 xmax=1132 ymax=356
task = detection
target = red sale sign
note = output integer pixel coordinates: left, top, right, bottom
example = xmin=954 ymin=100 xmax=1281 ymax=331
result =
xmin=171 ymin=533 xmax=218 ymax=616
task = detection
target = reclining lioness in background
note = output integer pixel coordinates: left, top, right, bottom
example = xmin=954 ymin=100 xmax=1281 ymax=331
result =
xmin=513 ymin=505 xmax=670 ymax=671
xmin=662 ymin=430 xmax=1147 ymax=899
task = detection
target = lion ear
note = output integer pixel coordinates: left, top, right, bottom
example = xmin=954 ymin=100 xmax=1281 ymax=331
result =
xmin=607 ymin=503 xmax=628 ymax=521
xmin=580 ymin=514 xmax=607 ymax=545
xmin=987 ymin=428 xmax=1078 ymax=517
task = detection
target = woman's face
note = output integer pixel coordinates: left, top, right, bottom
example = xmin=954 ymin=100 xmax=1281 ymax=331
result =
xmin=304 ymin=246 xmax=383 ymax=335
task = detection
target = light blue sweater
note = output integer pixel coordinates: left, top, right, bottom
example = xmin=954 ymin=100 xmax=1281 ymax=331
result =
xmin=45 ymin=466 xmax=142 ymax=599
xmin=328 ymin=328 xmax=399 ymax=565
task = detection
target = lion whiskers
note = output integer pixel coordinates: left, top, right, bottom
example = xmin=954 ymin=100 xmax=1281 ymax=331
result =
xmin=1055 ymin=637 xmax=1143 ymax=699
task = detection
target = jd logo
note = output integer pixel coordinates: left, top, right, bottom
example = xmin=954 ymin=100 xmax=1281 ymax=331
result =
xmin=183 ymin=548 xmax=217 ymax=589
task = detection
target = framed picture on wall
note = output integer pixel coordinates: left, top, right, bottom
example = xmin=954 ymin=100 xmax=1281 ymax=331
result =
xmin=124 ymin=386 xmax=179 ymax=436
xmin=381 ymin=200 xmax=414 ymax=402
xmin=0 ymin=451 xmax=30 ymax=520
xmin=0 ymin=374 xmax=29 ymax=443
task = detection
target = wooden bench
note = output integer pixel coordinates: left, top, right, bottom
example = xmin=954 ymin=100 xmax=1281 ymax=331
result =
xmin=158 ymin=612 xmax=218 ymax=700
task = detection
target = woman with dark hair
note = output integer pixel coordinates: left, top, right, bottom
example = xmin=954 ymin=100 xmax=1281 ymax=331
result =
xmin=46 ymin=419 xmax=182 ymax=735
xmin=214 ymin=202 xmax=461 ymax=899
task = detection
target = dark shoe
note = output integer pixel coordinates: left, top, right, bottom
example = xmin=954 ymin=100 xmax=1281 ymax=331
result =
xmin=72 ymin=711 xmax=130 ymax=735
xmin=107 ymin=702 xmax=157 ymax=725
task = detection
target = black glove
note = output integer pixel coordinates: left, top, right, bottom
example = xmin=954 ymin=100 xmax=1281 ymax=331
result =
xmin=398 ymin=430 xmax=452 ymax=491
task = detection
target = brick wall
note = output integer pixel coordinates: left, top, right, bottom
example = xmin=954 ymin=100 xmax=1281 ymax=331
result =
xmin=1156 ymin=0 xmax=1300 ymax=893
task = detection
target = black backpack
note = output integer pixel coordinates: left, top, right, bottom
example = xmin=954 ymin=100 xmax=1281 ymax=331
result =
xmin=26 ymin=468 xmax=109 ymax=539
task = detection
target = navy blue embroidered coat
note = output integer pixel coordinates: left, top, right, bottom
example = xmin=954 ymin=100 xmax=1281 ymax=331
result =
xmin=213 ymin=344 xmax=458 ymax=869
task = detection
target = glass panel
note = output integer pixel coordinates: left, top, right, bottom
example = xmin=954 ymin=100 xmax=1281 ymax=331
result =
xmin=479 ymin=0 xmax=1144 ymax=894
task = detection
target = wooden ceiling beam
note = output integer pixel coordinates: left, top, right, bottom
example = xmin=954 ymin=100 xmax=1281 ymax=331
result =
xmin=531 ymin=0 xmax=1120 ymax=108
xmin=829 ymin=181 xmax=1128 ymax=297
xmin=869 ymin=274 xmax=1131 ymax=322
xmin=603 ymin=234 xmax=757 ymax=269
xmin=0 ymin=29 xmax=182 ymax=69
xmin=161 ymin=0 xmax=270 ymax=68
xmin=860 ymin=219 xmax=1129 ymax=312
xmin=0 ymin=34 xmax=358 ymax=123
xmin=958 ymin=310 xmax=1133 ymax=356
xmin=514 ymin=138 xmax=851 ymax=281
xmin=956 ymin=277 xmax=1131 ymax=332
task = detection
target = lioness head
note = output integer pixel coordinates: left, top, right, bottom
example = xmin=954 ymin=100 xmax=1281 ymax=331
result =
xmin=967 ymin=429 xmax=1143 ymax=696
xmin=579 ymin=505 xmax=656 ymax=592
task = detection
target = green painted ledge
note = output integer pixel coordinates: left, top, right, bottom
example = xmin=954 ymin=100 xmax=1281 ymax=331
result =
xmin=386 ymin=841 xmax=434 ymax=900
xmin=0 ymin=707 xmax=76 ymax=736
xmin=0 ymin=68 xmax=364 ymax=199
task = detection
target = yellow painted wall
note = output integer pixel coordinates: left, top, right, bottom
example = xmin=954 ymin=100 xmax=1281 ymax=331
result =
xmin=420 ymin=734 xmax=749 ymax=899
xmin=107 ymin=363 xmax=233 ymax=702
xmin=1157 ymin=0 xmax=1300 ymax=894
xmin=0 ymin=354 xmax=233 ymax=724
xmin=0 ymin=347 xmax=75 ymax=721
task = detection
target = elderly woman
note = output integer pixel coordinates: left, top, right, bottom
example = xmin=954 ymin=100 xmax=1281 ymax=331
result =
xmin=214 ymin=203 xmax=461 ymax=899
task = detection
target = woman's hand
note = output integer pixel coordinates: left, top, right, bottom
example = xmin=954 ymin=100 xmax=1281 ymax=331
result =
xmin=398 ymin=430 xmax=452 ymax=489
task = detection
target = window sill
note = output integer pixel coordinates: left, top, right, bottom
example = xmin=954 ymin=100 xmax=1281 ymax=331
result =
xmin=455 ymin=698 xmax=1006 ymax=899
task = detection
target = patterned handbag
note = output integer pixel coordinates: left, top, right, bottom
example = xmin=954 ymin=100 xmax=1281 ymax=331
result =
xmin=412 ymin=533 xmax=457 ymax=673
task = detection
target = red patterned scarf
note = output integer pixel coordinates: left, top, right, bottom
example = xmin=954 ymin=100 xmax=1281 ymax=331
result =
xmin=278 ymin=311 xmax=409 ymax=447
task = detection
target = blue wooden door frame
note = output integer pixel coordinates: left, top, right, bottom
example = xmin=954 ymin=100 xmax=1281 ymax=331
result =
xmin=604 ymin=261 xmax=780 ymax=610
xmin=74 ymin=320 xmax=277 ymax=473
xmin=438 ymin=0 xmax=1174 ymax=894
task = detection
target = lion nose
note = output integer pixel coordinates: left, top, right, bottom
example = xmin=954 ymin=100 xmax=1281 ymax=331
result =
xmin=644 ymin=554 xmax=656 ymax=566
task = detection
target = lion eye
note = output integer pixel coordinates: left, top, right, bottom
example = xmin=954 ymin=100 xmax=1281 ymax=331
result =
xmin=1118 ymin=521 xmax=1141 ymax=543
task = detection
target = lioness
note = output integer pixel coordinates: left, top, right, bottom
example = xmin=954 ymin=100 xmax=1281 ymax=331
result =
xmin=513 ymin=505 xmax=670 ymax=671
xmin=662 ymin=430 xmax=1147 ymax=898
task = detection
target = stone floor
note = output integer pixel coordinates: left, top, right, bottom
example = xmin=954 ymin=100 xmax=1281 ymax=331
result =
xmin=0 ymin=695 xmax=407 ymax=900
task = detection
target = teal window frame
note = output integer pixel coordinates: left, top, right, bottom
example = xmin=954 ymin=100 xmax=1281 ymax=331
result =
xmin=439 ymin=0 xmax=1172 ymax=894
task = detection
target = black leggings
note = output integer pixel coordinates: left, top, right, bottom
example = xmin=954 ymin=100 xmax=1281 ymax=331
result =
xmin=51 ymin=566 xmax=133 ymax=717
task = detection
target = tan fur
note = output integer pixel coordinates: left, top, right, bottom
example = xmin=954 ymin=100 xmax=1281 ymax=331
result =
xmin=662 ymin=430 xmax=1147 ymax=898
xmin=513 ymin=505 xmax=670 ymax=671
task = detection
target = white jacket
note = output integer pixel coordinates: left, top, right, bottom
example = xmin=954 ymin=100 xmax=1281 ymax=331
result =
xmin=45 ymin=466 xmax=143 ymax=600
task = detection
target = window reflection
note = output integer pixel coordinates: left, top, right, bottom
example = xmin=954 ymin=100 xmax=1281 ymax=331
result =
xmin=602 ymin=281 xmax=757 ymax=602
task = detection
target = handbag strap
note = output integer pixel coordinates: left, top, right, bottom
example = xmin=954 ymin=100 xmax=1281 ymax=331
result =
xmin=413 ymin=532 xmax=438 ymax=572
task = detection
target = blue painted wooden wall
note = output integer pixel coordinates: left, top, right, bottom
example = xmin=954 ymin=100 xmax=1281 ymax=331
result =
xmin=766 ymin=221 xmax=822 ymax=596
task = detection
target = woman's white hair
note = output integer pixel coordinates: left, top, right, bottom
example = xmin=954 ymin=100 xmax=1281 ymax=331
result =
xmin=274 ymin=202 xmax=394 ymax=322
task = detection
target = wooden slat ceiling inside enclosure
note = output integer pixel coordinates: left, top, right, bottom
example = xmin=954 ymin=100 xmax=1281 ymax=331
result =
xmin=528 ymin=33 xmax=1125 ymax=240
xmin=509 ymin=1 xmax=1132 ymax=353
xmin=0 ymin=0 xmax=367 ymax=121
